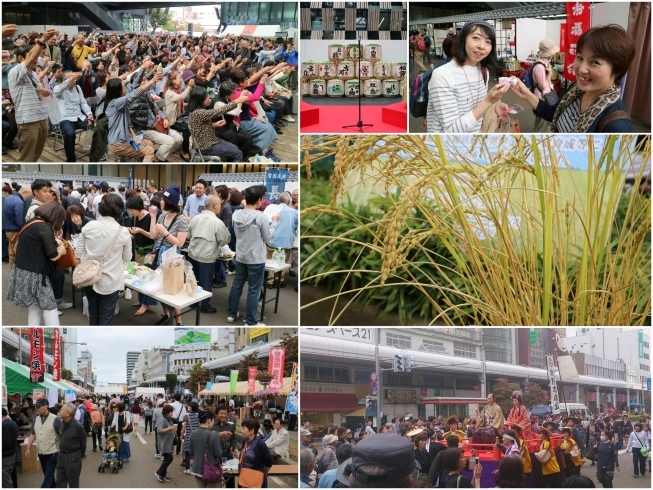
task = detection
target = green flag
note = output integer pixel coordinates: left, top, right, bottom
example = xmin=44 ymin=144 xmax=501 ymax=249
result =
xmin=230 ymin=370 xmax=238 ymax=394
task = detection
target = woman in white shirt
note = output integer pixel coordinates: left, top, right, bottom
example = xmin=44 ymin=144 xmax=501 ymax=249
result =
xmin=627 ymin=422 xmax=649 ymax=477
xmin=426 ymin=20 xmax=510 ymax=133
xmin=75 ymin=193 xmax=132 ymax=326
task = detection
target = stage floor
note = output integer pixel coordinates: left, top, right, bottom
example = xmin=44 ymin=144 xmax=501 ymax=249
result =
xmin=302 ymin=96 xmax=401 ymax=107
xmin=301 ymin=101 xmax=407 ymax=133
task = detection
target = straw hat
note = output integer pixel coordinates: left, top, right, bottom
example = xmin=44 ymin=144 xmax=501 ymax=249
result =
xmin=537 ymin=38 xmax=559 ymax=58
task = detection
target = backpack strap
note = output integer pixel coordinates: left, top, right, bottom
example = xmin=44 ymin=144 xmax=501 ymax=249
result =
xmin=597 ymin=110 xmax=631 ymax=132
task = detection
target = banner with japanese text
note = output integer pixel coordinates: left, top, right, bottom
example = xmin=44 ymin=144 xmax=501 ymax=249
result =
xmin=30 ymin=328 xmax=45 ymax=383
xmin=265 ymin=168 xmax=289 ymax=204
xmin=559 ymin=23 xmax=566 ymax=52
xmin=290 ymin=363 xmax=298 ymax=392
xmin=268 ymin=347 xmax=286 ymax=390
xmin=52 ymin=328 xmax=60 ymax=381
xmin=564 ymin=2 xmax=591 ymax=82
xmin=248 ymin=366 xmax=258 ymax=393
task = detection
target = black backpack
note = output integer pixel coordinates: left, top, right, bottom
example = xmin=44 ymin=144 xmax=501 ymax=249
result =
xmin=77 ymin=405 xmax=91 ymax=433
xmin=315 ymin=453 xmax=327 ymax=474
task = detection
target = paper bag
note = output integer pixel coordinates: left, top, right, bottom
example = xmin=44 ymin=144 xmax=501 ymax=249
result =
xmin=162 ymin=264 xmax=185 ymax=295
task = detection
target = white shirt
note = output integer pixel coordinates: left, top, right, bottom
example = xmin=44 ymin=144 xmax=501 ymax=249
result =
xmin=93 ymin=193 xmax=104 ymax=218
xmin=53 ymin=79 xmax=92 ymax=122
xmin=75 ymin=217 xmax=132 ymax=295
xmin=228 ymin=398 xmax=235 ymax=408
xmin=170 ymin=401 xmax=186 ymax=421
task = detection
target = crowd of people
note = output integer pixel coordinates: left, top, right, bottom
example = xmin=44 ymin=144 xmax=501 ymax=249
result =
xmin=2 ymin=177 xmax=298 ymax=326
xmin=300 ymin=394 xmax=651 ymax=489
xmin=3 ymin=390 xmax=295 ymax=488
xmin=410 ymin=21 xmax=638 ymax=133
xmin=2 ymin=23 xmax=299 ymax=162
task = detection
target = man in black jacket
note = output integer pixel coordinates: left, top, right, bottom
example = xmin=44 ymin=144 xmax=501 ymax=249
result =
xmin=56 ymin=403 xmax=87 ymax=488
xmin=77 ymin=60 xmax=99 ymax=98
xmin=2 ymin=408 xmax=19 ymax=488
xmin=427 ymin=435 xmax=460 ymax=488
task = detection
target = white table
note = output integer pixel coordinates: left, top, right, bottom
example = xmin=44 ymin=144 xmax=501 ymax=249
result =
xmin=261 ymin=262 xmax=291 ymax=319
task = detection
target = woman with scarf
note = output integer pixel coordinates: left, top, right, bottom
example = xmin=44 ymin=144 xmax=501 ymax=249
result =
xmin=511 ymin=24 xmax=636 ymax=132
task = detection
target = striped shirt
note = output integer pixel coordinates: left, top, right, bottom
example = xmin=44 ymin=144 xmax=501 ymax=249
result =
xmin=554 ymin=97 xmax=581 ymax=133
xmin=8 ymin=62 xmax=49 ymax=125
xmin=426 ymin=61 xmax=487 ymax=133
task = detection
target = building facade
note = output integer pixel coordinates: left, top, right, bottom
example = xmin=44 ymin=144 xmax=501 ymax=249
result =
xmin=126 ymin=351 xmax=140 ymax=386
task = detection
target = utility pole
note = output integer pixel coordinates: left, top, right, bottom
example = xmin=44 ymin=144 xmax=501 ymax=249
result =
xmin=375 ymin=328 xmax=382 ymax=428
xmin=480 ymin=329 xmax=487 ymax=398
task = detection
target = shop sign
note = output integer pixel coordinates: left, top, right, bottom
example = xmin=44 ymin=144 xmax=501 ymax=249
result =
xmin=250 ymin=327 xmax=271 ymax=340
xmin=302 ymin=328 xmax=375 ymax=344
xmin=303 ymin=383 xmax=355 ymax=394
xmin=385 ymin=389 xmax=417 ymax=404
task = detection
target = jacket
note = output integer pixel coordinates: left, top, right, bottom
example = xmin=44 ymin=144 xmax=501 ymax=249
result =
xmin=69 ymin=44 xmax=98 ymax=70
xmin=129 ymin=93 xmax=151 ymax=129
xmin=76 ymin=70 xmax=99 ymax=98
xmin=232 ymin=209 xmax=277 ymax=264
xmin=45 ymin=44 xmax=62 ymax=65
xmin=535 ymin=97 xmax=633 ymax=133
xmin=90 ymin=112 xmax=109 ymax=162
xmin=283 ymin=49 xmax=298 ymax=66
xmin=189 ymin=428 xmax=222 ymax=477
xmin=187 ymin=210 xmax=231 ymax=263
xmin=2 ymin=192 xmax=25 ymax=231
xmin=164 ymin=85 xmax=192 ymax=126
xmin=265 ymin=427 xmax=289 ymax=456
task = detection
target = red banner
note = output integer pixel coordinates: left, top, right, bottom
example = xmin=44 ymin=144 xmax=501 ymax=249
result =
xmin=52 ymin=328 xmax=60 ymax=381
xmin=589 ymin=392 xmax=595 ymax=402
xmin=30 ymin=328 xmax=45 ymax=383
xmin=559 ymin=23 xmax=566 ymax=52
xmin=268 ymin=347 xmax=286 ymax=391
xmin=564 ymin=2 xmax=591 ymax=82
xmin=421 ymin=388 xmax=427 ymax=396
xmin=248 ymin=366 xmax=257 ymax=393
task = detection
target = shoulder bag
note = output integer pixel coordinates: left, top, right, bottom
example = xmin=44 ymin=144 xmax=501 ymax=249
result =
xmin=238 ymin=441 xmax=265 ymax=488
xmin=19 ymin=219 xmax=76 ymax=270
xmin=144 ymin=213 xmax=179 ymax=269
xmin=123 ymin=412 xmax=133 ymax=434
xmin=202 ymin=431 xmax=223 ymax=483
xmin=72 ymin=226 xmax=123 ymax=287
xmin=633 ymin=431 xmax=649 ymax=457
xmin=534 ymin=443 xmax=552 ymax=464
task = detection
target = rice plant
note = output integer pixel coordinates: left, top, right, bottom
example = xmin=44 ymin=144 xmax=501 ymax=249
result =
xmin=300 ymin=134 xmax=651 ymax=326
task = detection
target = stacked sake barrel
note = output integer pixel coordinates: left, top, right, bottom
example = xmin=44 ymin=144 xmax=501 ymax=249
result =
xmin=302 ymin=43 xmax=406 ymax=99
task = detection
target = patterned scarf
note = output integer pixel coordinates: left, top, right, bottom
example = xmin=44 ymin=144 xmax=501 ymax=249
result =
xmin=551 ymin=82 xmax=621 ymax=133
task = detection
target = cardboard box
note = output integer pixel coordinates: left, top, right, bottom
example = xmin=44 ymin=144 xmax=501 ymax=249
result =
xmin=162 ymin=264 xmax=185 ymax=295
xmin=21 ymin=443 xmax=41 ymax=474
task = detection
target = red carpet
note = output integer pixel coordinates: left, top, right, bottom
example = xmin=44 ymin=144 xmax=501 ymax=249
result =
xmin=301 ymin=100 xmax=407 ymax=133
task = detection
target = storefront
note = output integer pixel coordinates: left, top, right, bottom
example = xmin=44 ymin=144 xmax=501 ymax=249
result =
xmin=301 ymin=382 xmax=359 ymax=435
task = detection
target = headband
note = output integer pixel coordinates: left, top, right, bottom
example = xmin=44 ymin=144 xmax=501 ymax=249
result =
xmin=503 ymin=434 xmax=516 ymax=443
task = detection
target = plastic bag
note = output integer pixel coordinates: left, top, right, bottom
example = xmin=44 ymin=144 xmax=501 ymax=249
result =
xmin=82 ymin=129 xmax=93 ymax=150
xmin=140 ymin=268 xmax=164 ymax=295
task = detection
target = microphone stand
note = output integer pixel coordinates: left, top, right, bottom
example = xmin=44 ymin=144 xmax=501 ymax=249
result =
xmin=342 ymin=37 xmax=373 ymax=131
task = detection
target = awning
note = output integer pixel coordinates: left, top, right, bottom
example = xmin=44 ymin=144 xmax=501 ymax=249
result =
xmin=300 ymin=393 xmax=359 ymax=412
xmin=2 ymin=358 xmax=61 ymax=396
xmin=199 ymin=377 xmax=293 ymax=396
xmin=345 ymin=407 xmax=367 ymax=417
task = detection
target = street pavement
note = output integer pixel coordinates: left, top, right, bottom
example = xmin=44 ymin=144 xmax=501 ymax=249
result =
xmin=1 ymin=262 xmax=299 ymax=327
xmin=16 ymin=425 xmax=298 ymax=488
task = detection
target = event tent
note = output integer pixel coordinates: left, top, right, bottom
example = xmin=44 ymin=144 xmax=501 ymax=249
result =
xmin=3 ymin=358 xmax=62 ymax=396
xmin=199 ymin=377 xmax=293 ymax=396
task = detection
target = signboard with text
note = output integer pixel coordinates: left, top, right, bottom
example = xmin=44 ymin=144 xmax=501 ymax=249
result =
xmin=52 ymin=328 xmax=60 ymax=381
xmin=30 ymin=328 xmax=45 ymax=383
xmin=268 ymin=347 xmax=286 ymax=390
xmin=301 ymin=328 xmax=375 ymax=344
xmin=564 ymin=2 xmax=590 ymax=82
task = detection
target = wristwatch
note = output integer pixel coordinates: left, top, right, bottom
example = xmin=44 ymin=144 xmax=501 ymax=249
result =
xmin=37 ymin=40 xmax=46 ymax=47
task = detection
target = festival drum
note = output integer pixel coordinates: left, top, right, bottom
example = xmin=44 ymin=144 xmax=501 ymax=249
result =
xmin=364 ymin=43 xmax=382 ymax=62
xmin=301 ymin=80 xmax=311 ymax=97
xmin=363 ymin=79 xmax=381 ymax=97
xmin=328 ymin=44 xmax=346 ymax=61
xmin=374 ymin=60 xmax=392 ymax=79
xmin=347 ymin=43 xmax=361 ymax=61
xmin=472 ymin=426 xmax=498 ymax=445
xmin=301 ymin=60 xmax=318 ymax=79
xmin=357 ymin=60 xmax=373 ymax=79
xmin=382 ymin=79 xmax=399 ymax=97
xmin=393 ymin=61 xmax=408 ymax=80
xmin=318 ymin=61 xmax=336 ymax=79
xmin=345 ymin=79 xmax=360 ymax=98
xmin=337 ymin=61 xmax=354 ymax=80
xmin=310 ymin=79 xmax=326 ymax=97
xmin=327 ymin=79 xmax=344 ymax=97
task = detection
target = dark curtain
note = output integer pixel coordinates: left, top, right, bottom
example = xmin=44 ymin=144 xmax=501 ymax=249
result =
xmin=623 ymin=2 xmax=651 ymax=125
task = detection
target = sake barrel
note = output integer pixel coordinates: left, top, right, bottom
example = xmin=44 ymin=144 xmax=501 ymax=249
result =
xmin=302 ymin=80 xmax=311 ymax=97
xmin=337 ymin=60 xmax=355 ymax=80
xmin=347 ymin=44 xmax=361 ymax=61
xmin=364 ymin=43 xmax=382 ymax=62
xmin=310 ymin=79 xmax=326 ymax=97
xmin=318 ymin=61 xmax=336 ymax=79
xmin=382 ymin=79 xmax=399 ymax=97
xmin=327 ymin=79 xmax=344 ymax=97
xmin=345 ymin=79 xmax=360 ymax=98
xmin=363 ymin=79 xmax=381 ymax=97
xmin=301 ymin=60 xmax=318 ymax=79
xmin=392 ymin=62 xmax=407 ymax=80
xmin=374 ymin=60 xmax=392 ymax=79
xmin=357 ymin=60 xmax=373 ymax=79
xmin=328 ymin=44 xmax=346 ymax=61
xmin=400 ymin=80 xmax=405 ymax=98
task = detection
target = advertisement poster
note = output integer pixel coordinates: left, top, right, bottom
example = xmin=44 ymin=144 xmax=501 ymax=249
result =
xmin=64 ymin=390 xmax=76 ymax=402
xmin=268 ymin=347 xmax=286 ymax=390
xmin=30 ymin=328 xmax=45 ymax=383
xmin=47 ymin=388 xmax=58 ymax=407
xmin=247 ymin=366 xmax=257 ymax=393
xmin=290 ymin=363 xmax=298 ymax=392
xmin=285 ymin=392 xmax=298 ymax=414
xmin=33 ymin=389 xmax=45 ymax=400
xmin=174 ymin=328 xmax=211 ymax=346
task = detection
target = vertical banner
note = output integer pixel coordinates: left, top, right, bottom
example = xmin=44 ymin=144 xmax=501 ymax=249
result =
xmin=639 ymin=329 xmax=644 ymax=358
xmin=247 ymin=366 xmax=258 ymax=393
xmin=290 ymin=363 xmax=298 ymax=392
xmin=52 ymin=328 xmax=60 ymax=381
xmin=554 ymin=333 xmax=579 ymax=380
xmin=229 ymin=370 xmax=238 ymax=394
xmin=546 ymin=355 xmax=561 ymax=414
xmin=285 ymin=392 xmax=298 ymax=414
xmin=128 ymin=168 xmax=133 ymax=189
xmin=30 ymin=328 xmax=45 ymax=383
xmin=559 ymin=23 xmax=566 ymax=52
xmin=206 ymin=382 xmax=212 ymax=391
xmin=564 ymin=2 xmax=591 ymax=82
xmin=268 ymin=347 xmax=286 ymax=390
xmin=264 ymin=168 xmax=289 ymax=204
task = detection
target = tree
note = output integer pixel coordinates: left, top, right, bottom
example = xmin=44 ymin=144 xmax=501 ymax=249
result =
xmin=235 ymin=334 xmax=298 ymax=381
xmin=61 ymin=368 xmax=73 ymax=381
xmin=149 ymin=9 xmax=173 ymax=31
xmin=522 ymin=381 xmax=549 ymax=409
xmin=187 ymin=363 xmax=210 ymax=395
xmin=139 ymin=382 xmax=149 ymax=387
xmin=163 ymin=19 xmax=179 ymax=32
xmin=236 ymin=350 xmax=266 ymax=381
xmin=165 ymin=372 xmax=178 ymax=393
xmin=491 ymin=377 xmax=521 ymax=415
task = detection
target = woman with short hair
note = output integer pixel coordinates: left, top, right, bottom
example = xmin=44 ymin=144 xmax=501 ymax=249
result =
xmin=189 ymin=409 xmax=222 ymax=487
xmin=110 ymin=402 xmax=133 ymax=462
xmin=237 ymin=418 xmax=273 ymax=488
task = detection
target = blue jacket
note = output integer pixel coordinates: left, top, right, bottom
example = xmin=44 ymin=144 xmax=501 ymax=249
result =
xmin=2 ymin=192 xmax=25 ymax=231
xmin=283 ymin=49 xmax=298 ymax=66
xmin=267 ymin=204 xmax=297 ymax=250
xmin=274 ymin=46 xmax=286 ymax=62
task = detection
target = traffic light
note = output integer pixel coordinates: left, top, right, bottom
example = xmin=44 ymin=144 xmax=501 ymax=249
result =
xmin=394 ymin=354 xmax=405 ymax=372
xmin=405 ymin=355 xmax=413 ymax=372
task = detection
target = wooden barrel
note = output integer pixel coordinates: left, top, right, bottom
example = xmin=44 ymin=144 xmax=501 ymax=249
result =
xmin=310 ymin=79 xmax=326 ymax=97
xmin=392 ymin=62 xmax=407 ymax=80
xmin=301 ymin=80 xmax=311 ymax=97
xmin=301 ymin=61 xmax=318 ymax=79
xmin=364 ymin=43 xmax=382 ymax=62
xmin=357 ymin=61 xmax=373 ymax=79
xmin=327 ymin=79 xmax=344 ymax=97
xmin=337 ymin=61 xmax=355 ymax=80
xmin=345 ymin=79 xmax=360 ymax=97
xmin=374 ymin=60 xmax=392 ymax=79
xmin=328 ymin=44 xmax=346 ymax=61
xmin=363 ymin=79 xmax=381 ymax=97
xmin=382 ymin=79 xmax=399 ymax=97
xmin=318 ymin=61 xmax=336 ymax=79
xmin=347 ymin=44 xmax=361 ymax=61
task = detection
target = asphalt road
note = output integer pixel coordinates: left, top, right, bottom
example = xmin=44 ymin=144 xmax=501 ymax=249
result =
xmin=16 ymin=426 xmax=298 ymax=488
xmin=1 ymin=262 xmax=299 ymax=327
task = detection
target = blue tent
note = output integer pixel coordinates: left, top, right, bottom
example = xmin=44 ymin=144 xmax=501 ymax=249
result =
xmin=530 ymin=405 xmax=552 ymax=416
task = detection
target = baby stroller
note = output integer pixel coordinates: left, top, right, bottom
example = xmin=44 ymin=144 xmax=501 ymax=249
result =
xmin=98 ymin=432 xmax=123 ymax=474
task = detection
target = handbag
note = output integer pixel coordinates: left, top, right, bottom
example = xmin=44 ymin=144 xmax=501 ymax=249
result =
xmin=56 ymin=241 xmax=77 ymax=270
xmin=144 ymin=213 xmax=179 ymax=269
xmin=72 ymin=226 xmax=123 ymax=287
xmin=202 ymin=431 xmax=223 ymax=483
xmin=238 ymin=442 xmax=265 ymax=488
xmin=152 ymin=115 xmax=168 ymax=134
xmin=634 ymin=431 xmax=649 ymax=457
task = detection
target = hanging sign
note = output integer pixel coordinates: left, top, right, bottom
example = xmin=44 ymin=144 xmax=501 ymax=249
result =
xmin=248 ymin=366 xmax=258 ymax=393
xmin=52 ymin=328 xmax=61 ymax=381
xmin=30 ymin=328 xmax=45 ymax=383
xmin=268 ymin=347 xmax=286 ymax=390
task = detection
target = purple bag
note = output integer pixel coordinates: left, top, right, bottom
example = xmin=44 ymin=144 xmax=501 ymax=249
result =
xmin=202 ymin=431 xmax=223 ymax=483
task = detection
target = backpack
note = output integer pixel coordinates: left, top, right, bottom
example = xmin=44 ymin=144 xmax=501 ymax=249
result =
xmin=144 ymin=406 xmax=154 ymax=417
xmin=409 ymin=69 xmax=434 ymax=118
xmin=315 ymin=453 xmax=326 ymax=474
xmin=520 ymin=61 xmax=545 ymax=92
xmin=77 ymin=405 xmax=91 ymax=433
xmin=414 ymin=35 xmax=426 ymax=52
xmin=424 ymin=35 xmax=432 ymax=48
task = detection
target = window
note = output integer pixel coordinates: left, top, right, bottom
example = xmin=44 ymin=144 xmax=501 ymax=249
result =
xmin=305 ymin=365 xmax=318 ymax=380
xmin=645 ymin=354 xmax=650 ymax=360
xmin=421 ymin=340 xmax=449 ymax=354
xmin=454 ymin=342 xmax=476 ymax=359
xmin=305 ymin=364 xmax=349 ymax=382
xmin=644 ymin=341 xmax=649 ymax=348
xmin=387 ymin=333 xmax=411 ymax=349
xmin=386 ymin=373 xmax=412 ymax=385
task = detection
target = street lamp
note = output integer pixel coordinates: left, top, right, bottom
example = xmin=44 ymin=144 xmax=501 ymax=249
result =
xmin=61 ymin=341 xmax=87 ymax=372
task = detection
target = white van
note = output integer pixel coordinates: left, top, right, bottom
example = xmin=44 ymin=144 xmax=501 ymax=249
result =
xmin=558 ymin=403 xmax=592 ymax=419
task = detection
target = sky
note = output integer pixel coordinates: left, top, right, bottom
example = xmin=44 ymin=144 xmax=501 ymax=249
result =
xmin=76 ymin=327 xmax=218 ymax=385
